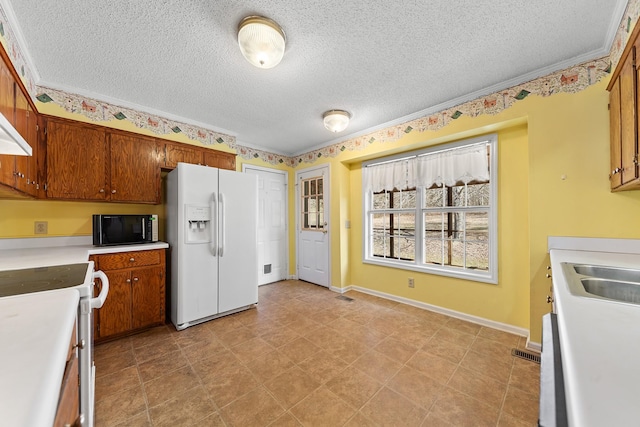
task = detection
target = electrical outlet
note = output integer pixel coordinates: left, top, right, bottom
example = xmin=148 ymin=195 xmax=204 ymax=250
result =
xmin=408 ymin=278 xmax=414 ymax=288
xmin=34 ymin=221 xmax=48 ymax=235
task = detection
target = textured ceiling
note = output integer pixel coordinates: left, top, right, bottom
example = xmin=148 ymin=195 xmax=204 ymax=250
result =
xmin=1 ymin=0 xmax=628 ymax=155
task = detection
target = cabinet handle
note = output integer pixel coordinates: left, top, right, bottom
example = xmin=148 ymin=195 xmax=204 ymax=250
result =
xmin=546 ymin=295 xmax=554 ymax=304
xmin=545 ymin=273 xmax=551 ymax=278
xmin=111 ymin=189 xmax=117 ymax=194
xmin=546 ymin=265 xmax=551 ymax=270
xmin=99 ymin=189 xmax=105 ymax=193
xmin=126 ymin=278 xmax=131 ymax=283
xmin=133 ymin=277 xmax=139 ymax=282
xmin=73 ymin=339 xmax=86 ymax=350
xmin=612 ymin=167 xmax=622 ymax=175
xmin=129 ymin=257 xmax=135 ymax=262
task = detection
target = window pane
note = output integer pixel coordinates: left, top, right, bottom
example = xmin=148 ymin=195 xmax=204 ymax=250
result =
xmin=308 ymin=197 xmax=317 ymax=214
xmin=318 ymin=196 xmax=324 ymax=214
xmin=398 ymin=213 xmax=415 ymax=238
xmin=424 ymin=212 xmax=443 ymax=238
xmin=451 ymin=185 xmax=466 ymax=207
xmin=303 ymin=213 xmax=309 ymax=229
xmin=425 ymin=239 xmax=443 ymax=264
xmin=449 ymin=239 xmax=464 ymax=267
xmin=304 ymin=180 xmax=309 ymax=196
xmin=372 ymin=213 xmax=388 ymax=233
xmin=318 ymin=179 xmax=323 ymax=195
xmin=445 ymin=212 xmax=464 ymax=239
xmin=373 ymin=233 xmax=391 ymax=257
xmin=319 ymin=211 xmax=324 ymax=228
xmin=466 ymin=212 xmax=488 ymax=239
xmin=424 ymin=186 xmax=443 ymax=207
xmin=397 ymin=238 xmax=415 ymax=261
xmin=468 ymin=183 xmax=490 ymax=206
xmin=372 ymin=191 xmax=389 ymax=210
xmin=466 ymin=241 xmax=489 ymax=270
xmin=310 ymin=180 xmax=316 ymax=196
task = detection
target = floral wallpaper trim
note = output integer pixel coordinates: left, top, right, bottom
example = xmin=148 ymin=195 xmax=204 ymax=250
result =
xmin=34 ymin=86 xmax=236 ymax=148
xmin=0 ymin=1 xmax=638 ymax=167
xmin=292 ymin=56 xmax=611 ymax=165
xmin=0 ymin=4 xmax=37 ymax=95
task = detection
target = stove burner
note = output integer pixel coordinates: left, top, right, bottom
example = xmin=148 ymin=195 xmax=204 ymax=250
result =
xmin=0 ymin=263 xmax=90 ymax=298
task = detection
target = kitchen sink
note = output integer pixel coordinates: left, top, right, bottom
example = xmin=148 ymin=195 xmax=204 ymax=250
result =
xmin=573 ymin=264 xmax=640 ymax=283
xmin=561 ymin=263 xmax=640 ymax=305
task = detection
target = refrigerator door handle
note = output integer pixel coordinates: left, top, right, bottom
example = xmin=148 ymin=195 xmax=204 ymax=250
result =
xmin=211 ymin=192 xmax=218 ymax=256
xmin=219 ymin=192 xmax=225 ymax=257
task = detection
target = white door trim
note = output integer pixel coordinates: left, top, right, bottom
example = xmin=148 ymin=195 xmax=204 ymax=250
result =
xmin=295 ymin=164 xmax=331 ymax=287
xmin=242 ymin=164 xmax=290 ymax=284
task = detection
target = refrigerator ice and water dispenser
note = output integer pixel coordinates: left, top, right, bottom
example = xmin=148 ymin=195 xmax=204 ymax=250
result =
xmin=185 ymin=205 xmax=210 ymax=243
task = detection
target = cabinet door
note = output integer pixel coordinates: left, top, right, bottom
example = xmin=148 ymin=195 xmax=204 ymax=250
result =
xmin=0 ymin=61 xmax=15 ymax=187
xmin=96 ymin=269 xmax=132 ymax=338
xmin=163 ymin=142 xmax=202 ymax=169
xmin=109 ymin=132 xmax=160 ymax=203
xmin=131 ymin=265 xmax=165 ymax=329
xmin=619 ymin=51 xmax=637 ymax=186
xmin=203 ymin=150 xmax=236 ymax=170
xmin=46 ymin=120 xmax=108 ymax=200
xmin=610 ymin=78 xmax=623 ymax=189
xmin=14 ymin=89 xmax=31 ymax=194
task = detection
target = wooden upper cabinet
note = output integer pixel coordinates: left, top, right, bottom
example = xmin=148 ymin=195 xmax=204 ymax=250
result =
xmin=608 ymin=20 xmax=640 ymax=191
xmin=610 ymin=78 xmax=622 ymax=189
xmin=620 ymin=48 xmax=637 ymax=186
xmin=109 ymin=132 xmax=160 ymax=203
xmin=14 ymin=90 xmax=38 ymax=196
xmin=0 ymin=60 xmax=15 ymax=188
xmin=203 ymin=149 xmax=236 ymax=170
xmin=46 ymin=119 xmax=108 ymax=200
xmin=162 ymin=141 xmax=202 ymax=169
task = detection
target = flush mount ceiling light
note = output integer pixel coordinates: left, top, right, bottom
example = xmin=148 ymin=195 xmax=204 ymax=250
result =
xmin=323 ymin=110 xmax=351 ymax=133
xmin=237 ymin=16 xmax=286 ymax=69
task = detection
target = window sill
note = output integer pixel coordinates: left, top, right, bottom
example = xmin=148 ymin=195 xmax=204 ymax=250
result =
xmin=363 ymin=257 xmax=497 ymax=284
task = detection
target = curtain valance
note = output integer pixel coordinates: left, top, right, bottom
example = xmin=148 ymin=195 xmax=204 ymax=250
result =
xmin=363 ymin=143 xmax=489 ymax=192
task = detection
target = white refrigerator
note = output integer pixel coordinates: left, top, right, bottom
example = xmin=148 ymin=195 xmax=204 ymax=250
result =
xmin=166 ymin=162 xmax=258 ymax=330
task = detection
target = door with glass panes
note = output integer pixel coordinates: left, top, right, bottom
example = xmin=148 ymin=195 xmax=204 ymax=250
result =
xmin=296 ymin=165 xmax=330 ymax=286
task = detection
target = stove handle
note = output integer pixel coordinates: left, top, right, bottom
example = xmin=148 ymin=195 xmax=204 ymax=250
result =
xmin=90 ymin=270 xmax=110 ymax=310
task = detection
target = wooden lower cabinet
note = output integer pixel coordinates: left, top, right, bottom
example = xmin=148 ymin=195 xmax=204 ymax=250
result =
xmin=54 ymin=323 xmax=80 ymax=427
xmin=92 ymin=249 xmax=165 ymax=341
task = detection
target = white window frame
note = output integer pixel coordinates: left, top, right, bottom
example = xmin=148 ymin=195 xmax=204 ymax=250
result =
xmin=362 ymin=134 xmax=498 ymax=284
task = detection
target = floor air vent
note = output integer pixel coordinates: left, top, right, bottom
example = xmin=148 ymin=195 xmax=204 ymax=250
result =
xmin=336 ymin=295 xmax=354 ymax=302
xmin=511 ymin=348 xmax=541 ymax=364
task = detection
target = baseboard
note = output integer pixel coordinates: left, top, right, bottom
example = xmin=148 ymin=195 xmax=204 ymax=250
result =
xmin=329 ymin=284 xmax=353 ymax=294
xmin=348 ymin=285 xmax=530 ymax=340
xmin=526 ymin=339 xmax=542 ymax=353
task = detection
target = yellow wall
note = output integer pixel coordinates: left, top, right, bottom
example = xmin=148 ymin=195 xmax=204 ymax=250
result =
xmin=336 ymin=123 xmax=530 ymax=331
xmin=300 ymin=78 xmax=640 ymax=343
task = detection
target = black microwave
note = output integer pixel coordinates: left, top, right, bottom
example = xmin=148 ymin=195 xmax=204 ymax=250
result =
xmin=92 ymin=214 xmax=159 ymax=246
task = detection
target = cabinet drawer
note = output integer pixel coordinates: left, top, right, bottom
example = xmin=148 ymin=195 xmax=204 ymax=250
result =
xmin=97 ymin=249 xmax=162 ymax=270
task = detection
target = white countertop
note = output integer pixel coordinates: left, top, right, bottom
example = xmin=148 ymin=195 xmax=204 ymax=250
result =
xmin=0 ymin=238 xmax=169 ymax=271
xmin=0 ymin=236 xmax=169 ymax=425
xmin=0 ymin=289 xmax=79 ymax=427
xmin=549 ymin=244 xmax=640 ymax=427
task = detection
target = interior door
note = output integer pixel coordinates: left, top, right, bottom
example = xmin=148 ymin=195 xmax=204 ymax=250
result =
xmin=296 ymin=165 xmax=330 ymax=287
xmin=243 ymin=165 xmax=288 ymax=285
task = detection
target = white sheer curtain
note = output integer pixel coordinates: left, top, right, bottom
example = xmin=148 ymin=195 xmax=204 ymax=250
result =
xmin=363 ymin=159 xmax=416 ymax=193
xmin=363 ymin=143 xmax=488 ymax=192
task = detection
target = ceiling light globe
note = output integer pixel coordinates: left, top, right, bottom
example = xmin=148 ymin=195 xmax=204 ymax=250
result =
xmin=238 ymin=16 xmax=286 ymax=69
xmin=323 ymin=110 xmax=351 ymax=133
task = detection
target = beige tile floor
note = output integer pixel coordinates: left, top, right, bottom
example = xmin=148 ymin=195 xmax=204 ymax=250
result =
xmin=94 ymin=280 xmax=540 ymax=427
